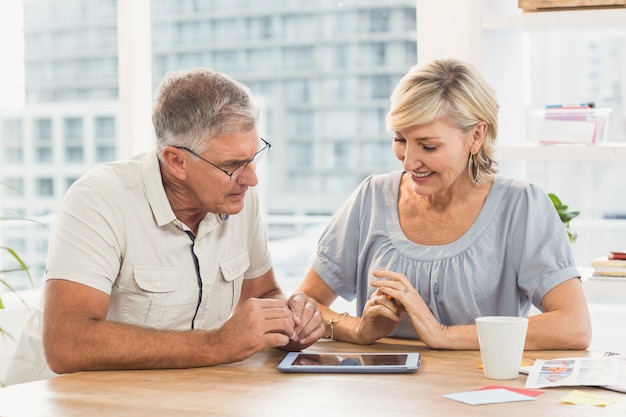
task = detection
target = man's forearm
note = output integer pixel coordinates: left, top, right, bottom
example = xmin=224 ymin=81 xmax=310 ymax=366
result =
xmin=44 ymin=319 xmax=227 ymax=374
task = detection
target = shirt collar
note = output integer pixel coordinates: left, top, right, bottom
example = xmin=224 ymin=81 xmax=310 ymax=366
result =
xmin=142 ymin=151 xmax=229 ymax=229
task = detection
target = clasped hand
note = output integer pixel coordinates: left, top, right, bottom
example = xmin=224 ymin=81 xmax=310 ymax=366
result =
xmin=357 ymin=268 xmax=446 ymax=346
xmin=220 ymin=291 xmax=324 ymax=363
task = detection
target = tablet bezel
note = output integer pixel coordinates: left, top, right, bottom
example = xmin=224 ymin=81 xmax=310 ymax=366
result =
xmin=277 ymin=351 xmax=421 ymax=374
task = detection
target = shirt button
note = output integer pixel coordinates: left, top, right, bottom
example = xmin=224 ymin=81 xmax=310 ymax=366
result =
xmin=155 ymin=281 xmax=161 ymax=288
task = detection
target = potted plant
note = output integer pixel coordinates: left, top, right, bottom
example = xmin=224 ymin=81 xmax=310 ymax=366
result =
xmin=548 ymin=193 xmax=580 ymax=243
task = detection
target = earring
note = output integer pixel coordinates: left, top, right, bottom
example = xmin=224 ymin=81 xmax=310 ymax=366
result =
xmin=468 ymin=153 xmax=480 ymax=182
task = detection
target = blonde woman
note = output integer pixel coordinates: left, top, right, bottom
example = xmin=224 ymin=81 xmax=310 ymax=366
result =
xmin=296 ymin=58 xmax=591 ymax=351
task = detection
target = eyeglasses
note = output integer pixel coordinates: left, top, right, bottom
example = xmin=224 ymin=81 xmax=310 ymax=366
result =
xmin=173 ymin=138 xmax=271 ymax=181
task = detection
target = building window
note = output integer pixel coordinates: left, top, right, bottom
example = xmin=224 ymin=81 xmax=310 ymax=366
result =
xmin=286 ymin=79 xmax=310 ymax=104
xmin=64 ymin=117 xmax=83 ymax=141
xmin=366 ymin=42 xmax=387 ymax=66
xmin=35 ymin=178 xmax=54 ymax=196
xmin=288 ymin=110 xmax=314 ymax=136
xmin=250 ymin=16 xmax=273 ymax=39
xmin=2 ymin=118 xmax=22 ymax=140
xmin=290 ymin=141 xmax=314 ymax=169
xmin=34 ymin=118 xmax=53 ymax=163
xmin=95 ymin=116 xmax=115 ymax=139
xmin=370 ymin=75 xmax=392 ymax=99
xmin=365 ymin=9 xmax=390 ymax=33
xmin=1 ymin=177 xmax=24 ymax=197
xmin=1 ymin=119 xmax=24 ymax=163
xmin=64 ymin=117 xmax=84 ymax=162
xmin=283 ymin=46 xmax=314 ymax=70
xmin=94 ymin=115 xmax=116 ymax=162
xmin=65 ymin=177 xmax=79 ymax=191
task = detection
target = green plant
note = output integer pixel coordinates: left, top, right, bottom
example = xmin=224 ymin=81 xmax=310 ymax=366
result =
xmin=1 ymin=182 xmax=35 ymax=330
xmin=0 ymin=247 xmax=33 ymax=310
xmin=548 ymin=193 xmax=580 ymax=243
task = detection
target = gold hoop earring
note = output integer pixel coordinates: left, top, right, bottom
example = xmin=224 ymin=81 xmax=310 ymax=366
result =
xmin=468 ymin=153 xmax=480 ymax=183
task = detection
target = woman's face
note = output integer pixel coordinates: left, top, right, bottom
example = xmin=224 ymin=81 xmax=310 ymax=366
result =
xmin=392 ymin=118 xmax=482 ymax=196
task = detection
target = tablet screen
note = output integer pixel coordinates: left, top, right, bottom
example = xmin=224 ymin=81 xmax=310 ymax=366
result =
xmin=277 ymin=352 xmax=420 ymax=374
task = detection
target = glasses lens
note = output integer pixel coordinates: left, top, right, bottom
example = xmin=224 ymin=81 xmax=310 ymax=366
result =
xmin=230 ymin=142 xmax=270 ymax=181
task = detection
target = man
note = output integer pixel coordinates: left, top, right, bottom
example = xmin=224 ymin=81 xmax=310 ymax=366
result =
xmin=4 ymin=68 xmax=324 ymax=384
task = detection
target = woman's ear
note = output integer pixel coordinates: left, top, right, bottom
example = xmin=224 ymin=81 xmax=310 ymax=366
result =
xmin=471 ymin=121 xmax=487 ymax=153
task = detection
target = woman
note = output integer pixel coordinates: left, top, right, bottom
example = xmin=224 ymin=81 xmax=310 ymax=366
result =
xmin=296 ymin=58 xmax=591 ymax=350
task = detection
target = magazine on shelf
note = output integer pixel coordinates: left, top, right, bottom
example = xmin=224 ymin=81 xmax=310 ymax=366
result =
xmin=524 ymin=356 xmax=626 ymax=393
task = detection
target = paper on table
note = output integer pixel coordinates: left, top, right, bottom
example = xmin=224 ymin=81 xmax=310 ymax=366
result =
xmin=560 ymin=390 xmax=617 ymax=406
xmin=525 ymin=356 xmax=626 ymax=389
xmin=443 ymin=388 xmax=535 ymax=406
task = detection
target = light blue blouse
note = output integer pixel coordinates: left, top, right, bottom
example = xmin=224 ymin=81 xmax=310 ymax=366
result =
xmin=311 ymin=171 xmax=579 ymax=338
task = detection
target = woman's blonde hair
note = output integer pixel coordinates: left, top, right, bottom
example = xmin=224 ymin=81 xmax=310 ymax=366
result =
xmin=386 ymin=58 xmax=499 ymax=182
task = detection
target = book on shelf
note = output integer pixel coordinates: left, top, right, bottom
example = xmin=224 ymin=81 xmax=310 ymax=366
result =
xmin=590 ymin=256 xmax=626 ymax=278
xmin=609 ymin=251 xmax=626 ymax=261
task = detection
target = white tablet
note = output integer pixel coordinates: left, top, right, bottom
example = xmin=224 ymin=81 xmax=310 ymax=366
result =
xmin=277 ymin=352 xmax=421 ymax=374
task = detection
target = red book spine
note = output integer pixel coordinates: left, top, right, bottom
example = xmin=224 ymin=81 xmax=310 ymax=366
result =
xmin=608 ymin=252 xmax=626 ymax=260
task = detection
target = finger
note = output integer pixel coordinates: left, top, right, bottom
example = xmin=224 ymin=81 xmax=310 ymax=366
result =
xmin=262 ymin=332 xmax=291 ymax=348
xmin=293 ymin=299 xmax=318 ymax=332
xmin=294 ymin=311 xmax=325 ymax=345
xmin=368 ymin=303 xmax=401 ymax=322
xmin=371 ymin=279 xmax=410 ymax=298
xmin=372 ymin=269 xmax=410 ymax=286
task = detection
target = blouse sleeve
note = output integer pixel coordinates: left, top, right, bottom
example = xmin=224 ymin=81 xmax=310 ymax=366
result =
xmin=509 ymin=183 xmax=580 ymax=310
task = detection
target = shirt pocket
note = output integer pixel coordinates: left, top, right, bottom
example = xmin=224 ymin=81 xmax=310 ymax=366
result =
xmin=129 ymin=267 xmax=185 ymax=329
xmin=218 ymin=250 xmax=249 ymax=320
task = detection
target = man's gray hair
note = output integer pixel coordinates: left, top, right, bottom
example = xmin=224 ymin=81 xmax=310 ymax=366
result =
xmin=152 ymin=68 xmax=259 ymax=159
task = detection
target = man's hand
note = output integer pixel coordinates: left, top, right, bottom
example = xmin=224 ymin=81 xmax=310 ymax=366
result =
xmin=215 ymin=298 xmax=297 ymax=363
xmin=284 ymin=291 xmax=325 ymax=350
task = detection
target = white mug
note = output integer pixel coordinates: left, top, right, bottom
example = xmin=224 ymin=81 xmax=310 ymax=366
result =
xmin=475 ymin=316 xmax=528 ymax=380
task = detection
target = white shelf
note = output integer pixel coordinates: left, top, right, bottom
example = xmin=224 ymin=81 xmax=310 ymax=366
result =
xmin=483 ymin=8 xmax=626 ymax=30
xmin=496 ymin=143 xmax=626 ymax=161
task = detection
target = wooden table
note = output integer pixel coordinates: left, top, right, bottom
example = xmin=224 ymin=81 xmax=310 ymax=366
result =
xmin=0 ymin=338 xmax=624 ymax=416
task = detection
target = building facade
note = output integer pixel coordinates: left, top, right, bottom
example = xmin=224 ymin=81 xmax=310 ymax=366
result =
xmin=0 ymin=0 xmax=417 ymax=288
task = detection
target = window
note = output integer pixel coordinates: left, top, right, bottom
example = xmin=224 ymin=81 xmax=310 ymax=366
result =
xmin=322 ymin=110 xmax=357 ymax=138
xmin=283 ymin=15 xmax=315 ymax=40
xmin=1 ymin=119 xmax=23 ymax=163
xmin=250 ymin=16 xmax=274 ymax=39
xmin=94 ymin=115 xmax=116 ymax=162
xmin=1 ymin=177 xmax=24 ymax=197
xmin=64 ymin=117 xmax=83 ymax=141
xmin=283 ymin=47 xmax=314 ymax=70
xmin=286 ymin=80 xmax=310 ymax=104
xmin=288 ymin=110 xmax=314 ymax=137
xmin=64 ymin=117 xmax=84 ymax=162
xmin=35 ymin=178 xmax=54 ymax=196
xmin=95 ymin=116 xmax=115 ymax=139
xmin=324 ymin=141 xmax=356 ymax=171
xmin=290 ymin=142 xmax=314 ymax=169
xmin=2 ymin=118 xmax=22 ymax=140
xmin=65 ymin=177 xmax=79 ymax=191
xmin=368 ymin=75 xmax=393 ymax=99
xmin=362 ymin=42 xmax=387 ymax=66
xmin=365 ymin=9 xmax=390 ymax=33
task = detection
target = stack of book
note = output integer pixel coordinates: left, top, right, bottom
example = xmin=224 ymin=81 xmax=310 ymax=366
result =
xmin=591 ymin=251 xmax=626 ymax=279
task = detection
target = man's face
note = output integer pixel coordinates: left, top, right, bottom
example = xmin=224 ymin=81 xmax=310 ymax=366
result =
xmin=184 ymin=129 xmax=262 ymax=216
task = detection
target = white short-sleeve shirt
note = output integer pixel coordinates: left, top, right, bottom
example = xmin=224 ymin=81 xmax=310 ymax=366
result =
xmin=4 ymin=151 xmax=272 ymax=384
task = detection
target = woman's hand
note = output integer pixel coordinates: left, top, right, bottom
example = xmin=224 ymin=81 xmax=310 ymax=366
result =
xmin=354 ymin=288 xmax=403 ymax=344
xmin=371 ymin=268 xmax=449 ymax=348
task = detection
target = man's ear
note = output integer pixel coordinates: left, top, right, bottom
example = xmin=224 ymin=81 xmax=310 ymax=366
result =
xmin=161 ymin=147 xmax=188 ymax=180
